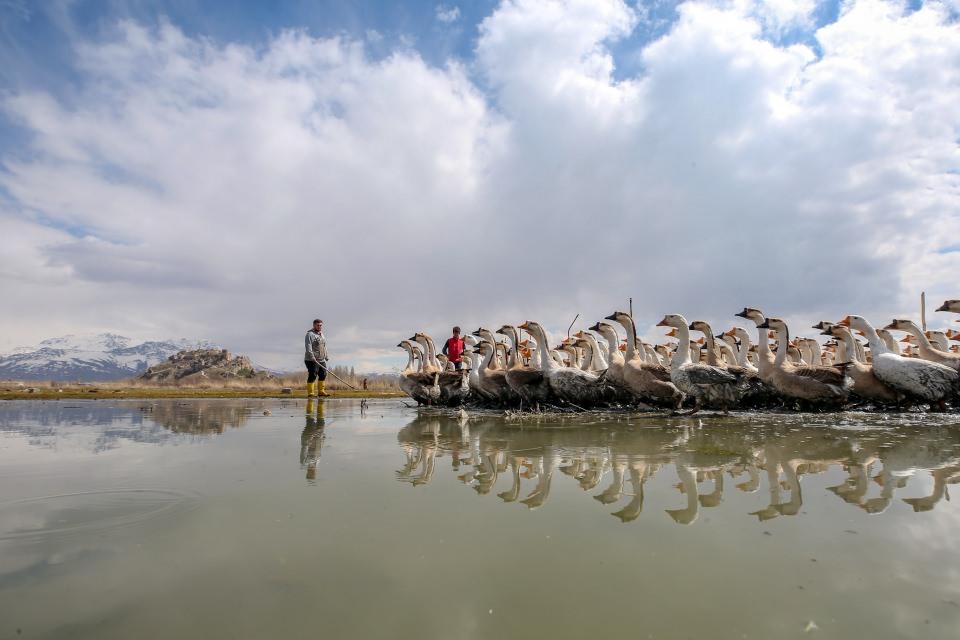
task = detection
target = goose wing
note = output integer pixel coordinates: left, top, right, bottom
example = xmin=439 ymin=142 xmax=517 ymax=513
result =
xmin=791 ymin=365 xmax=845 ymax=386
xmin=686 ymin=364 xmax=737 ymax=385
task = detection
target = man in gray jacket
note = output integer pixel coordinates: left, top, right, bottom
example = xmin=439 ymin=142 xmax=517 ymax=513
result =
xmin=304 ymin=319 xmax=329 ymax=397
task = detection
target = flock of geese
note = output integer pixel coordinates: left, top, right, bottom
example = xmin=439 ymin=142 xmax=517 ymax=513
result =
xmin=397 ymin=299 xmax=960 ymax=413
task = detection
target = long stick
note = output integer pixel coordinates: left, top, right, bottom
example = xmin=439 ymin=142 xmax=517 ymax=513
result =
xmin=323 ymin=364 xmax=361 ymax=391
xmin=567 ymin=313 xmax=580 ymax=338
xmin=921 ymin=291 xmax=927 ymax=332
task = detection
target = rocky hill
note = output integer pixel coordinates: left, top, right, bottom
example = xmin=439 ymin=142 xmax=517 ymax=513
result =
xmin=139 ymin=349 xmax=273 ymax=384
xmin=0 ymin=334 xmax=215 ymax=381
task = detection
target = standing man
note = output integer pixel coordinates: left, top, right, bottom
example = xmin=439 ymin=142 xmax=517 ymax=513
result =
xmin=442 ymin=326 xmax=465 ymax=370
xmin=304 ymin=319 xmax=330 ymax=397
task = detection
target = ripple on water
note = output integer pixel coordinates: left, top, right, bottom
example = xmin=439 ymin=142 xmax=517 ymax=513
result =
xmin=0 ymin=489 xmax=199 ymax=542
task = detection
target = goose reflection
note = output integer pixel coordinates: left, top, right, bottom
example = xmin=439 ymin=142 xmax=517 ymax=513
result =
xmin=396 ymin=412 xmax=960 ymax=525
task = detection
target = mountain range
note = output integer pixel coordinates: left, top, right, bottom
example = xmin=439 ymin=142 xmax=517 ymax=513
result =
xmin=0 ymin=334 xmax=216 ymax=381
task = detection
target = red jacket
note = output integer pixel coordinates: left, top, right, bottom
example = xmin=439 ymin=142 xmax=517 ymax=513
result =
xmin=444 ymin=337 xmax=465 ymax=363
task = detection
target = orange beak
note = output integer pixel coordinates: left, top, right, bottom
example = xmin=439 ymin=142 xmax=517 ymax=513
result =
xmin=665 ymin=328 xmax=678 ymax=337
xmin=518 ymin=322 xmax=530 ymax=330
xmin=837 ymin=316 xmax=851 ymax=327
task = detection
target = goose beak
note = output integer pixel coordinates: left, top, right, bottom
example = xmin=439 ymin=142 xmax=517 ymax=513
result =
xmin=588 ymin=322 xmax=601 ymax=331
xmin=518 ymin=322 xmax=530 ymax=330
xmin=407 ymin=335 xmax=417 ymax=341
xmin=687 ymin=323 xmax=697 ymax=330
xmin=881 ymin=322 xmax=896 ymax=331
xmin=655 ymin=317 xmax=669 ymax=327
xmin=604 ymin=313 xmax=619 ymax=321
xmin=936 ymin=302 xmax=949 ymax=312
xmin=722 ymin=329 xmax=736 ymax=337
xmin=819 ymin=329 xmax=832 ymax=336
xmin=757 ymin=319 xmax=770 ymax=328
xmin=396 ymin=343 xmax=404 ymax=348
xmin=837 ymin=316 xmax=851 ymax=327
xmin=734 ymin=309 xmax=748 ymax=319
xmin=471 ymin=329 xmax=482 ymax=337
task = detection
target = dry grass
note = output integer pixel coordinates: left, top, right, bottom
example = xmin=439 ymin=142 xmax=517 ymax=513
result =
xmin=0 ymin=379 xmax=403 ymax=400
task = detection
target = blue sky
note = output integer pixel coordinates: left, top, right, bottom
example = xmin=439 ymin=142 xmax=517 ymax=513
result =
xmin=1 ymin=0 xmax=958 ymax=371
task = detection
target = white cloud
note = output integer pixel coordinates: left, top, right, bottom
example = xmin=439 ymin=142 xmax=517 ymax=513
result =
xmin=436 ymin=5 xmax=461 ymax=24
xmin=2 ymin=1 xmax=959 ymax=371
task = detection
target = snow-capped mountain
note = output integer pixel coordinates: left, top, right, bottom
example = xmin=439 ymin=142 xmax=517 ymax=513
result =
xmin=0 ymin=334 xmax=216 ymax=381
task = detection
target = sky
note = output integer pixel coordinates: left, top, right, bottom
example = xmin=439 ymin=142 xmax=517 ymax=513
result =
xmin=1 ymin=0 xmax=958 ymax=372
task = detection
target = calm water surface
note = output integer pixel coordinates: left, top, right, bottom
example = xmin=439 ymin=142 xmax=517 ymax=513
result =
xmin=2 ymin=399 xmax=960 ymax=639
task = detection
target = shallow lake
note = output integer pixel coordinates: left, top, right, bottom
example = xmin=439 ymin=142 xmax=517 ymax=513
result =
xmin=2 ymin=398 xmax=960 ymax=639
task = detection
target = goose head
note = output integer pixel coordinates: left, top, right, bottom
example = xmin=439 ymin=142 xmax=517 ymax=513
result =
xmin=757 ymin=317 xmax=787 ymax=332
xmin=656 ymin=314 xmax=688 ymax=330
xmin=936 ymin=300 xmax=960 ymax=313
xmin=735 ymin=307 xmax=765 ymax=325
xmin=812 ymin=320 xmax=834 ymax=331
xmin=882 ymin=318 xmax=917 ymax=333
xmin=688 ymin=320 xmax=713 ymax=336
xmin=837 ymin=315 xmax=871 ymax=334
xmin=604 ymin=311 xmax=632 ymax=325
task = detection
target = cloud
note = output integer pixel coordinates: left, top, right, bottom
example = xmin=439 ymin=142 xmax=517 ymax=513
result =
xmin=436 ymin=5 xmax=461 ymax=24
xmin=1 ymin=1 xmax=959 ymax=370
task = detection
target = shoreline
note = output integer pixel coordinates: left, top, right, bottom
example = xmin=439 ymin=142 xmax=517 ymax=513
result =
xmin=0 ymin=388 xmax=404 ymax=401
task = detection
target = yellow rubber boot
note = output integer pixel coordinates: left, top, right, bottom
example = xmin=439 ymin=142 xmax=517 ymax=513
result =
xmin=318 ymin=381 xmax=330 ymax=397
xmin=306 ymin=382 xmax=315 ymax=397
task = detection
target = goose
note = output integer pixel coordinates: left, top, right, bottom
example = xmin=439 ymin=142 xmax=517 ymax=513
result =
xmin=497 ymin=324 xmax=553 ymax=410
xmin=575 ymin=330 xmax=608 ymax=371
xmin=715 ymin=337 xmax=738 ymax=367
xmin=410 ymin=332 xmax=470 ymax=406
xmin=473 ymin=340 xmax=519 ymax=405
xmin=605 ymin=311 xmax=683 ymax=408
xmin=519 ymin=321 xmax=607 ymax=407
xmin=821 ymin=326 xmax=900 ymax=405
xmin=397 ymin=340 xmax=441 ymax=405
xmin=590 ymin=321 xmax=625 ymax=385
xmin=927 ymin=330 xmax=950 ymax=351
xmin=734 ymin=308 xmax=776 ymax=377
xmin=839 ymin=316 xmax=958 ymax=408
xmin=936 ymin=300 xmax=960 ymax=314
xmin=410 ymin=332 xmax=443 ymax=373
xmin=722 ymin=327 xmax=759 ymax=372
xmin=756 ymin=318 xmax=849 ymax=406
xmin=493 ymin=341 xmax=508 ymax=370
xmin=657 ymin=314 xmax=744 ymax=414
xmin=654 ymin=344 xmax=672 ymax=368
xmin=689 ymin=321 xmax=735 ymax=369
xmin=876 ymin=329 xmax=900 ymax=355
xmin=883 ymin=319 xmax=960 ymax=371
xmin=573 ymin=337 xmax=604 ymax=374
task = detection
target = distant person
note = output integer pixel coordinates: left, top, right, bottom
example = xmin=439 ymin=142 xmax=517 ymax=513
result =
xmin=304 ymin=319 xmax=329 ymax=397
xmin=442 ymin=326 xmax=465 ymax=371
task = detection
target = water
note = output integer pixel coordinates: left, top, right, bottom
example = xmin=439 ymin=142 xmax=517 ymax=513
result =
xmin=2 ymin=399 xmax=960 ymax=639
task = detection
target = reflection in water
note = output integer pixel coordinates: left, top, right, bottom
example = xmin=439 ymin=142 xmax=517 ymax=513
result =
xmin=301 ymin=399 xmax=327 ymax=482
xmin=397 ymin=412 xmax=960 ymax=525
xmin=0 ymin=399 xmax=256 ymax=453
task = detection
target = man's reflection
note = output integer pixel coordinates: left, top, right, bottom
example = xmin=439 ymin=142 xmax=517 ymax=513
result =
xmin=301 ymin=399 xmax=326 ymax=483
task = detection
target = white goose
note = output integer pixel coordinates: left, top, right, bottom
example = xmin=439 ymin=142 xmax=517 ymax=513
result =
xmin=884 ymin=319 xmax=960 ymax=371
xmin=840 ymin=315 xmax=958 ymax=408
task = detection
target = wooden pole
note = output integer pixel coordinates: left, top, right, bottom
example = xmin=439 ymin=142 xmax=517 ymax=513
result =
xmin=567 ymin=314 xmax=579 ymax=339
xmin=629 ymin=297 xmax=633 ymax=320
xmin=921 ymin=291 xmax=927 ymax=332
